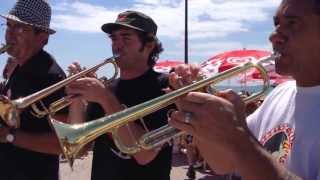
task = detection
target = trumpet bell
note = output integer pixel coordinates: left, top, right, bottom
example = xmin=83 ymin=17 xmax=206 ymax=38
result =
xmin=0 ymin=95 xmax=20 ymax=128
xmin=51 ymin=119 xmax=83 ymax=167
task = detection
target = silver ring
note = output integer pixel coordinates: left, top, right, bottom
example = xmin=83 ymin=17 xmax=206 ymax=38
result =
xmin=184 ymin=112 xmax=193 ymax=124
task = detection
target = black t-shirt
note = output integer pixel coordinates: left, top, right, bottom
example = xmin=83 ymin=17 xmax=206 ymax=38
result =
xmin=0 ymin=50 xmax=66 ymax=180
xmin=87 ymin=69 xmax=173 ymax=180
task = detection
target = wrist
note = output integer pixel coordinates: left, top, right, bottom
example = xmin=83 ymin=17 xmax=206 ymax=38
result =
xmin=100 ymin=94 xmax=123 ymax=113
xmin=231 ymin=132 xmax=264 ymax=177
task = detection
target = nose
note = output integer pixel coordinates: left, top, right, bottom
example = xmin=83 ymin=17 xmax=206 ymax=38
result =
xmin=5 ymin=29 xmax=13 ymax=43
xmin=269 ymin=25 xmax=287 ymax=47
xmin=112 ymin=37 xmax=124 ymax=50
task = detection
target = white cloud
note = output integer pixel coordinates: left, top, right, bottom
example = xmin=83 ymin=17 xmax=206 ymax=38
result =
xmin=52 ymin=2 xmax=118 ymax=32
xmin=52 ymin=0 xmax=278 ymax=38
xmin=51 ymin=0 xmax=279 ymax=61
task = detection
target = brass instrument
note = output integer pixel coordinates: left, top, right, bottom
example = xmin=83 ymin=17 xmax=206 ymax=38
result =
xmin=0 ymin=56 xmax=119 ymax=128
xmin=51 ymin=54 xmax=277 ymax=167
xmin=0 ymin=44 xmax=10 ymax=55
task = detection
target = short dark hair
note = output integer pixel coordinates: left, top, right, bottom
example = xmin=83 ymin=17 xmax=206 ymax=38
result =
xmin=136 ymin=31 xmax=163 ymax=67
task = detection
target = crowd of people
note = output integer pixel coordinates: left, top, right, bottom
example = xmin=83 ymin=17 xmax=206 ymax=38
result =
xmin=0 ymin=0 xmax=319 ymax=180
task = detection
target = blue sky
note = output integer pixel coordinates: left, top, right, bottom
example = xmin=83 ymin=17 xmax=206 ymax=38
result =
xmin=0 ymin=0 xmax=279 ymax=77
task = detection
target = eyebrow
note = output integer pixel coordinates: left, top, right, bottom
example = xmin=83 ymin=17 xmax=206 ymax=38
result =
xmin=283 ymin=14 xmax=300 ymax=19
xmin=273 ymin=14 xmax=300 ymax=22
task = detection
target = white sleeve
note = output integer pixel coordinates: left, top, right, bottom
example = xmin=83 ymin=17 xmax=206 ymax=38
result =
xmin=246 ymin=105 xmax=261 ymax=138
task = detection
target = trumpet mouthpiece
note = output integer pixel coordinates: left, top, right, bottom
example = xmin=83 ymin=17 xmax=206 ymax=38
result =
xmin=0 ymin=44 xmax=10 ymax=55
xmin=113 ymin=53 xmax=120 ymax=59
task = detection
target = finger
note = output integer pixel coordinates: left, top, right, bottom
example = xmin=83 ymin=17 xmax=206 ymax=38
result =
xmin=169 ymin=117 xmax=195 ymax=135
xmin=189 ymin=63 xmax=201 ymax=80
xmin=216 ymin=89 xmax=240 ymax=103
xmin=67 ymin=64 xmax=77 ymax=75
xmin=216 ymin=90 xmax=245 ymax=111
xmin=169 ymin=72 xmax=182 ymax=90
xmin=67 ymin=94 xmax=83 ymax=102
xmin=174 ymin=100 xmax=202 ymax=116
xmin=68 ymin=77 xmax=94 ymax=87
xmin=88 ymin=72 xmax=97 ymax=78
xmin=183 ymin=92 xmax=216 ymax=104
xmin=174 ymin=64 xmax=193 ymax=84
xmin=66 ymin=87 xmax=85 ymax=96
xmin=170 ymin=111 xmax=195 ymax=125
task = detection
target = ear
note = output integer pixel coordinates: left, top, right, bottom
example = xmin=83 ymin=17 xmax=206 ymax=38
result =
xmin=36 ymin=32 xmax=49 ymax=45
xmin=145 ymin=41 xmax=155 ymax=53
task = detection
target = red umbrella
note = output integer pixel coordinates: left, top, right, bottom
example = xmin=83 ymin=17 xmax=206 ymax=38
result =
xmin=154 ymin=60 xmax=184 ymax=74
xmin=200 ymin=49 xmax=291 ymax=88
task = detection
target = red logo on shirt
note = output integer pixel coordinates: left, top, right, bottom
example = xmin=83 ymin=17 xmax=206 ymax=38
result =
xmin=260 ymin=123 xmax=295 ymax=164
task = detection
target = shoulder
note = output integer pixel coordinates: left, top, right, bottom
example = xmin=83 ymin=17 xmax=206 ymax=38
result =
xmin=154 ymin=70 xmax=169 ymax=87
xmin=39 ymin=51 xmax=66 ymax=83
xmin=247 ymin=81 xmax=296 ymax=131
xmin=267 ymin=80 xmax=296 ymax=98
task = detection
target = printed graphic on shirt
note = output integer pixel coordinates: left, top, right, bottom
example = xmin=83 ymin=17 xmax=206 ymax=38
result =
xmin=260 ymin=123 xmax=295 ymax=164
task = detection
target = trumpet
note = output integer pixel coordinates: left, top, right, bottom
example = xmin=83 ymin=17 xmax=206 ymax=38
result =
xmin=0 ymin=44 xmax=10 ymax=55
xmin=51 ymin=54 xmax=277 ymax=167
xmin=0 ymin=56 xmax=119 ymax=128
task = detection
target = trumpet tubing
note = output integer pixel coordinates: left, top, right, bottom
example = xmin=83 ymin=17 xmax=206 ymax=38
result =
xmin=51 ymin=54 xmax=277 ymax=167
xmin=0 ymin=56 xmax=118 ymax=128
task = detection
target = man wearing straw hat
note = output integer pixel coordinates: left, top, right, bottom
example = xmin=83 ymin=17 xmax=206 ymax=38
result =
xmin=0 ymin=0 xmax=67 ymax=180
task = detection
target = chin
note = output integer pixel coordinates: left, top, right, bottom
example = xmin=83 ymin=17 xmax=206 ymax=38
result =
xmin=275 ymin=61 xmax=292 ymax=76
xmin=6 ymin=49 xmax=15 ymax=57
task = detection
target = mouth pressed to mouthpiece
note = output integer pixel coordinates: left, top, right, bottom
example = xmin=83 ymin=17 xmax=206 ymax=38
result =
xmin=0 ymin=44 xmax=10 ymax=55
xmin=113 ymin=53 xmax=120 ymax=59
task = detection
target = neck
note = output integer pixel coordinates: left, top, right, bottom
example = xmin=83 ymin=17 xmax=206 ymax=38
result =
xmin=296 ymin=80 xmax=320 ymax=87
xmin=15 ymin=48 xmax=42 ymax=66
xmin=294 ymin=73 xmax=320 ymax=87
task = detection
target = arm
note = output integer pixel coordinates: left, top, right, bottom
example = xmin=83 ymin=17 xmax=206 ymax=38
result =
xmin=67 ymin=77 xmax=160 ymax=165
xmin=0 ymin=128 xmax=63 ymax=154
xmin=232 ymin=135 xmax=302 ymax=180
xmin=91 ymin=85 xmax=160 ymax=165
xmin=169 ymin=91 xmax=302 ymax=180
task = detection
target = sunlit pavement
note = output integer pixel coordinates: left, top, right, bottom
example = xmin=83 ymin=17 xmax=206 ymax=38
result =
xmin=59 ymin=151 xmax=226 ymax=180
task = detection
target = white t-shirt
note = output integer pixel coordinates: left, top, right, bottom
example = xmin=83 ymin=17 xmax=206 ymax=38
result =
xmin=247 ymin=81 xmax=320 ymax=180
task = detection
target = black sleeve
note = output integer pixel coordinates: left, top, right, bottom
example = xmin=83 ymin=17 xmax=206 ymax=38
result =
xmin=19 ymin=71 xmax=67 ymax=132
xmin=86 ymin=102 xmax=105 ymax=122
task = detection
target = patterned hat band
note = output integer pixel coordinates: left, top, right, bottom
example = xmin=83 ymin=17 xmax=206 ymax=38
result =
xmin=0 ymin=0 xmax=55 ymax=34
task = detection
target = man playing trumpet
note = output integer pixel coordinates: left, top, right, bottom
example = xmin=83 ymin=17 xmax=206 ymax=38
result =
xmin=169 ymin=0 xmax=320 ymax=179
xmin=0 ymin=0 xmax=67 ymax=179
xmin=67 ymin=10 xmax=172 ymax=180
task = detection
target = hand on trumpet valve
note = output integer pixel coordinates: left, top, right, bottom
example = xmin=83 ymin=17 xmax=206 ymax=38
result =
xmin=169 ymin=63 xmax=201 ymax=90
xmin=66 ymin=77 xmax=112 ymax=104
xmin=67 ymin=62 xmax=97 ymax=78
